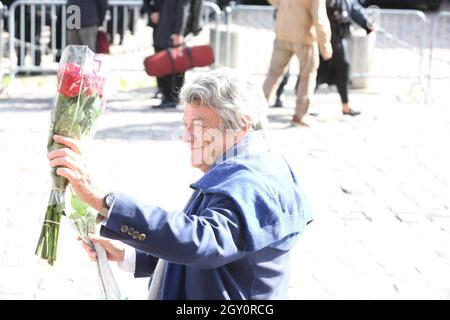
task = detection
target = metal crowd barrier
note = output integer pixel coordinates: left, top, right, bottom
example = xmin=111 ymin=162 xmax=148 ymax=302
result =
xmin=103 ymin=0 xmax=156 ymax=73
xmin=188 ymin=1 xmax=222 ymax=68
xmin=0 ymin=1 xmax=7 ymax=91
xmin=221 ymin=5 xmax=275 ymax=74
xmin=427 ymin=12 xmax=450 ymax=101
xmin=362 ymin=8 xmax=429 ymax=97
xmin=9 ymin=0 xmax=67 ymax=76
xmin=7 ymin=0 xmax=145 ymax=78
xmin=6 ymin=0 xmax=222 ymax=80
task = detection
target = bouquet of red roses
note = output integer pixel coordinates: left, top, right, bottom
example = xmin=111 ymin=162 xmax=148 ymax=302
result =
xmin=35 ymin=45 xmax=107 ymax=266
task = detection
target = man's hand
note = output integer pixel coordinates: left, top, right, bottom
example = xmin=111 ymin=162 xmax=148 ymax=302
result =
xmin=79 ymin=234 xmax=126 ymax=262
xmin=171 ymin=33 xmax=184 ymax=47
xmin=48 ymin=135 xmax=104 ymax=211
xmin=150 ymin=12 xmax=159 ymax=25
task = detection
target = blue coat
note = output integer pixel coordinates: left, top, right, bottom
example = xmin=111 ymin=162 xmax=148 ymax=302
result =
xmin=100 ymin=133 xmax=312 ymax=299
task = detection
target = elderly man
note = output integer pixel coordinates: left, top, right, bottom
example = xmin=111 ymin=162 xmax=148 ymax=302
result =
xmin=48 ymin=68 xmax=312 ymax=300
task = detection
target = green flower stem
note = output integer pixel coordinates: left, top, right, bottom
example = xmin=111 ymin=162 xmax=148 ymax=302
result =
xmin=35 ymin=190 xmax=65 ymax=266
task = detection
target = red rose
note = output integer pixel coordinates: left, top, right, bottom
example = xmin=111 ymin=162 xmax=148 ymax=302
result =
xmin=58 ymin=63 xmax=82 ymax=97
xmin=83 ymin=72 xmax=106 ymax=97
xmin=58 ymin=63 xmax=105 ymax=98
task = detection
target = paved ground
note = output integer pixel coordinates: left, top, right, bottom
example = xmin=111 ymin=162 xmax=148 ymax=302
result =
xmin=0 ymin=69 xmax=449 ymax=300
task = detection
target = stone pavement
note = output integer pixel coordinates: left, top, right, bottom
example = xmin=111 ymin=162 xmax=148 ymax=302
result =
xmin=0 ymin=71 xmax=449 ymax=300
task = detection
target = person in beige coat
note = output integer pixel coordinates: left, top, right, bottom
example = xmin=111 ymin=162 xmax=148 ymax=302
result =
xmin=263 ymin=0 xmax=333 ymax=126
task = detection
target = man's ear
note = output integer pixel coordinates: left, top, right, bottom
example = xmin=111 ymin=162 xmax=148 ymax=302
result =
xmin=242 ymin=115 xmax=253 ymax=133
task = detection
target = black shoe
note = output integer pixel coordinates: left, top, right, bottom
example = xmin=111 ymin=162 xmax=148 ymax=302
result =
xmin=273 ymin=97 xmax=283 ymax=108
xmin=342 ymin=109 xmax=361 ymax=116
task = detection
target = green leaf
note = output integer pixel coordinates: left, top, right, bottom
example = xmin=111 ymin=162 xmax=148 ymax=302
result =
xmin=69 ymin=212 xmax=82 ymax=221
xmin=70 ymin=192 xmax=89 ymax=214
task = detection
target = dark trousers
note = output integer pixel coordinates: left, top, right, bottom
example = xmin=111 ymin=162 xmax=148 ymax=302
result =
xmin=154 ymin=46 xmax=185 ymax=103
xmin=317 ymin=39 xmax=350 ymax=104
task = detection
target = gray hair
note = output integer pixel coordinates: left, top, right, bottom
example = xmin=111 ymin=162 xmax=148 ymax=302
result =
xmin=179 ymin=68 xmax=269 ymax=131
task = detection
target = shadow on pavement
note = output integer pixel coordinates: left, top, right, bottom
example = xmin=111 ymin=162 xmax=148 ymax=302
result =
xmin=0 ymin=98 xmax=52 ymax=112
xmin=267 ymin=113 xmax=292 ymax=124
xmin=115 ymin=86 xmax=153 ymax=95
xmin=267 ymin=113 xmax=297 ymax=129
xmin=105 ymin=105 xmax=184 ymax=113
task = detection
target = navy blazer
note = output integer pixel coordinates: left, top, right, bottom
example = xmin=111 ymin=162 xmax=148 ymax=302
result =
xmin=100 ymin=133 xmax=312 ymax=299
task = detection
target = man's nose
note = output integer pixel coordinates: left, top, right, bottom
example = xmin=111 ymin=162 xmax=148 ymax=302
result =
xmin=181 ymin=128 xmax=192 ymax=143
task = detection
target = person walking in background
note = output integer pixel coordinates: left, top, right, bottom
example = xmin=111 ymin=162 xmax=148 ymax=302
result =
xmin=272 ymin=6 xmax=290 ymax=109
xmin=67 ymin=0 xmax=108 ymax=52
xmin=149 ymin=0 xmax=191 ymax=109
xmin=263 ymin=0 xmax=333 ymax=127
xmin=317 ymin=0 xmax=375 ymax=116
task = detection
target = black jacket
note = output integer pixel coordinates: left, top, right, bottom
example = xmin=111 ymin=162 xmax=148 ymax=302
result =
xmin=145 ymin=0 xmax=203 ymax=47
xmin=327 ymin=0 xmax=373 ymax=44
xmin=317 ymin=0 xmax=373 ymax=88
xmin=143 ymin=0 xmax=163 ymax=28
xmin=152 ymin=0 xmax=190 ymax=49
xmin=67 ymin=0 xmax=108 ymax=28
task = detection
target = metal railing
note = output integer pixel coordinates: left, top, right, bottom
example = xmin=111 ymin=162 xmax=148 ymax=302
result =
xmin=101 ymin=0 xmax=153 ymax=72
xmin=186 ymin=1 xmax=223 ymax=68
xmin=5 ymin=0 xmax=223 ymax=80
xmin=201 ymin=1 xmax=222 ymax=67
xmin=427 ymin=12 xmax=450 ymax=101
xmin=351 ymin=8 xmax=431 ymax=99
xmin=9 ymin=0 xmax=66 ymax=76
xmin=221 ymin=5 xmax=275 ymax=74
xmin=365 ymin=8 xmax=429 ymax=79
xmin=0 ymin=1 xmax=7 ymax=91
xmin=7 ymin=0 xmax=146 ymax=78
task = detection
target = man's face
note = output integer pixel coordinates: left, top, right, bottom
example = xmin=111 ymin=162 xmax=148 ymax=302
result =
xmin=182 ymin=103 xmax=226 ymax=172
